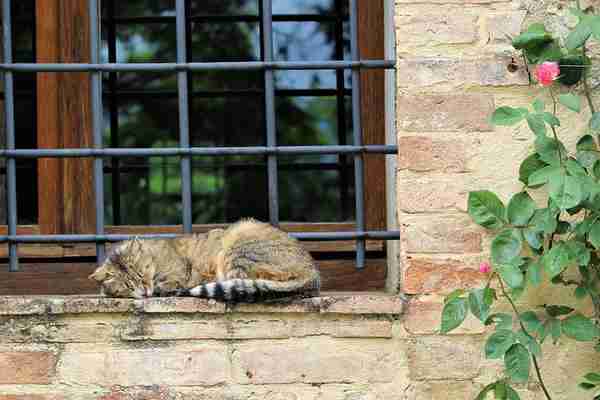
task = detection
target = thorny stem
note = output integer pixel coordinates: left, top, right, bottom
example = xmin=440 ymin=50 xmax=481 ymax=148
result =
xmin=548 ymin=88 xmax=564 ymax=166
xmin=577 ymin=0 xmax=597 ymax=114
xmin=497 ymin=278 xmax=553 ymax=400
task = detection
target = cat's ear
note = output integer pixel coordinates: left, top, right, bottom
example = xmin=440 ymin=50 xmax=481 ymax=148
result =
xmin=128 ymin=236 xmax=143 ymax=253
xmin=88 ymin=267 xmax=107 ymax=282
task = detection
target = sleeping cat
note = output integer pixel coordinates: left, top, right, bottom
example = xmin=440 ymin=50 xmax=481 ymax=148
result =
xmin=88 ymin=219 xmax=320 ymax=302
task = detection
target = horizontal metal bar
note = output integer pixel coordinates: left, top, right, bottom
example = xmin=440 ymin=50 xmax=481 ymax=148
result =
xmin=0 ymin=60 xmax=395 ymax=72
xmin=0 ymin=230 xmax=400 ymax=243
xmin=103 ymin=14 xmax=346 ymax=24
xmin=0 ymin=145 xmax=398 ymax=158
xmin=102 ymin=89 xmax=352 ymax=98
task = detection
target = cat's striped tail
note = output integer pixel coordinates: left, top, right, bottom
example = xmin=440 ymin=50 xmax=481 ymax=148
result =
xmin=176 ymin=275 xmax=320 ymax=302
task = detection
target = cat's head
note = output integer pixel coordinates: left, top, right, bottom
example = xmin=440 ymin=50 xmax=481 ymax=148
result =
xmin=88 ymin=238 xmax=154 ymax=298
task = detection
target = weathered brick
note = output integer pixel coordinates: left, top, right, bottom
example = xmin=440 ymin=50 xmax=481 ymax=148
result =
xmin=408 ymin=336 xmax=482 ymax=380
xmin=397 ymin=94 xmax=495 ymax=132
xmin=402 ymin=215 xmax=482 ymax=254
xmin=232 ymin=338 xmax=408 ymax=384
xmin=404 ymin=296 xmax=486 ymax=335
xmin=398 ymin=136 xmax=469 ymax=173
xmin=408 ymin=381 xmax=479 ymax=400
xmin=0 ymin=352 xmax=57 ymax=384
xmin=484 ymin=11 xmax=527 ymax=43
xmin=0 ymin=396 xmax=61 ymax=400
xmin=289 ymin=319 xmax=393 ymax=338
xmin=397 ymin=57 xmax=528 ymax=89
xmin=397 ymin=175 xmax=468 ymax=213
xmin=396 ymin=12 xmax=479 ymax=46
xmin=403 ymin=257 xmax=486 ymax=294
xmin=58 ymin=344 xmax=228 ymax=386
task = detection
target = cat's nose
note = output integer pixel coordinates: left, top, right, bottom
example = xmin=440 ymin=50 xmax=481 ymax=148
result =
xmin=145 ymin=288 xmax=153 ymax=297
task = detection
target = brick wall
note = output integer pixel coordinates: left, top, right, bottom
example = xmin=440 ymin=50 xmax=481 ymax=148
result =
xmin=397 ymin=0 xmax=600 ymax=399
xmin=0 ymin=296 xmax=408 ymax=400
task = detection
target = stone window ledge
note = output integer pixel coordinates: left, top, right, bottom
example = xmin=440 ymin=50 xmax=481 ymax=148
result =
xmin=0 ymin=293 xmax=404 ymax=316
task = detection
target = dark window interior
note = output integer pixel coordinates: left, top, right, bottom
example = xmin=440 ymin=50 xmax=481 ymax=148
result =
xmin=100 ymin=0 xmax=355 ymax=225
xmin=10 ymin=0 xmax=37 ymax=224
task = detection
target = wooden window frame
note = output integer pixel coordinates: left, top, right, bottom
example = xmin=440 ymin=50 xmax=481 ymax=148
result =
xmin=0 ymin=0 xmax=387 ymax=294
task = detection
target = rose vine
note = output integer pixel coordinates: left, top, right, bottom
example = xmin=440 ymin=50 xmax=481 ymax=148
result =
xmin=440 ymin=3 xmax=600 ymax=399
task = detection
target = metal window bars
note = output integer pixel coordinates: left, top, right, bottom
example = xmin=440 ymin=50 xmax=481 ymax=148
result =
xmin=1 ymin=0 xmax=399 ymax=273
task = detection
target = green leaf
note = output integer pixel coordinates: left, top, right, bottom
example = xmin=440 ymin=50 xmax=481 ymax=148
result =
xmin=475 ymin=383 xmax=497 ymax=400
xmin=565 ymin=240 xmax=591 ymax=266
xmin=584 ymin=373 xmax=600 ymax=383
xmin=541 ymin=112 xmax=560 ymax=127
xmin=495 ymin=381 xmax=508 ymax=400
xmin=520 ymin=154 xmax=548 ymax=187
xmin=590 ymin=113 xmax=600 ymax=131
xmin=527 ymin=165 xmax=559 ymax=187
xmin=545 ymin=305 xmax=575 ymax=317
xmin=444 ymin=288 xmax=466 ymax=304
xmin=566 ymin=158 xmax=588 ymax=177
xmin=540 ymin=318 xmax=561 ymax=344
xmin=590 ymin=220 xmax=600 ymax=249
xmin=440 ymin=297 xmax=468 ymax=334
xmin=526 ymin=260 xmax=542 ymax=286
xmin=580 ymin=382 xmax=597 ymax=390
xmin=492 ymin=229 xmax=523 ymax=266
xmin=558 ymin=93 xmax=582 ymax=113
xmin=535 ymin=136 xmax=566 ymax=166
xmin=469 ymin=288 xmax=494 ymax=322
xmin=507 ymin=192 xmax=536 ymax=226
xmin=468 ymin=191 xmax=507 ymax=230
xmin=559 ymin=55 xmax=586 ymax=86
xmin=497 ymin=263 xmax=525 ymax=289
xmin=505 ymin=343 xmax=531 ymax=383
xmin=485 ymin=329 xmax=516 ymax=359
xmin=505 ymin=385 xmax=522 ymax=400
xmin=590 ymin=15 xmax=600 ymax=40
xmin=549 ymin=173 xmax=585 ymax=210
xmin=512 ymin=23 xmax=553 ymax=50
xmin=516 ymin=329 xmax=542 ymax=357
xmin=520 ymin=311 xmax=542 ymax=334
xmin=593 ymin=160 xmax=600 ymax=179
xmin=562 ymin=313 xmax=600 ymax=341
xmin=575 ymin=285 xmax=588 ymax=299
xmin=543 ymin=242 xmax=574 ymax=279
xmin=566 ymin=21 xmax=592 ymax=50
xmin=532 ymin=99 xmax=545 ymax=113
xmin=485 ymin=313 xmax=513 ymax=330
xmin=576 ymin=135 xmax=599 ymax=168
xmin=491 ymin=107 xmax=529 ymax=126
xmin=526 ymin=114 xmax=547 ymax=136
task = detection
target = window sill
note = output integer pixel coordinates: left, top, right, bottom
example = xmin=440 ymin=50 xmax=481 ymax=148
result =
xmin=0 ymin=293 xmax=404 ymax=316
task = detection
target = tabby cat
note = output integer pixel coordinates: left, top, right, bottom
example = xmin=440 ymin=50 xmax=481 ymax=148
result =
xmin=88 ymin=219 xmax=320 ymax=302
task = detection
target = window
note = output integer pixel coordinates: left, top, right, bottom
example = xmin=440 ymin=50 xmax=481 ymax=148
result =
xmin=0 ymin=0 xmax=396 ymax=295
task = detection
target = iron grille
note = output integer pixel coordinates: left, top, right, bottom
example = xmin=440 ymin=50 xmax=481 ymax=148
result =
xmin=0 ymin=0 xmax=398 ymax=272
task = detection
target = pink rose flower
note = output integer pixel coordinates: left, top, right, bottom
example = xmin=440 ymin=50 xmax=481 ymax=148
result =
xmin=534 ymin=62 xmax=560 ymax=86
xmin=479 ymin=262 xmax=492 ymax=274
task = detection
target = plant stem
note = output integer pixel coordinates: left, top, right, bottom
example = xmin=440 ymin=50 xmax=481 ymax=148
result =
xmin=548 ymin=88 xmax=564 ymax=165
xmin=577 ymin=0 xmax=597 ymax=114
xmin=497 ymin=278 xmax=553 ymax=400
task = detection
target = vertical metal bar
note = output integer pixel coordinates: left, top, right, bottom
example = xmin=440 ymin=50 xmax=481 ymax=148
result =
xmin=261 ymin=0 xmax=279 ymax=225
xmin=176 ymin=0 xmax=193 ymax=233
xmin=107 ymin=0 xmax=121 ymax=225
xmin=349 ymin=0 xmax=365 ymax=269
xmin=2 ymin=0 xmax=18 ymax=271
xmin=90 ymin=0 xmax=106 ymax=263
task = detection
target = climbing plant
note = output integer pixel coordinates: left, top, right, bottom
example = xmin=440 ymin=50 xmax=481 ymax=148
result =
xmin=440 ymin=2 xmax=600 ymax=399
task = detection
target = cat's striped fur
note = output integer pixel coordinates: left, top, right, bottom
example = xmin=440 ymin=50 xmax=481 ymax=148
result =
xmin=89 ymin=219 xmax=320 ymax=302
